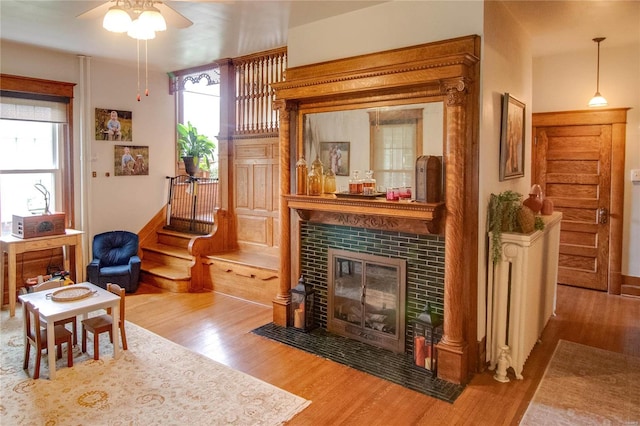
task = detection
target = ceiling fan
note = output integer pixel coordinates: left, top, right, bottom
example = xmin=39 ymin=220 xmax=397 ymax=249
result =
xmin=76 ymin=0 xmax=193 ymax=31
xmin=77 ymin=1 xmax=193 ymax=101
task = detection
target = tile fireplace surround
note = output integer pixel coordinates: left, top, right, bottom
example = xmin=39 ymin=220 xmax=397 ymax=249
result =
xmin=300 ymin=221 xmax=445 ymax=352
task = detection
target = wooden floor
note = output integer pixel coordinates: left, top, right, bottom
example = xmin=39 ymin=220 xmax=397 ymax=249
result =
xmin=126 ymin=283 xmax=640 ymax=425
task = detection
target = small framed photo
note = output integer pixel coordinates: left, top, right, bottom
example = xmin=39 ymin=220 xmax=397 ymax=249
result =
xmin=320 ymin=142 xmax=350 ymax=176
xmin=96 ymin=108 xmax=132 ymax=141
xmin=499 ymin=93 xmax=525 ymax=181
xmin=115 ymin=145 xmax=148 ymax=176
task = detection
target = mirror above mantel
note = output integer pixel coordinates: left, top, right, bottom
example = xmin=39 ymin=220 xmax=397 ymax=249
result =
xmin=302 ymin=101 xmax=444 ymax=193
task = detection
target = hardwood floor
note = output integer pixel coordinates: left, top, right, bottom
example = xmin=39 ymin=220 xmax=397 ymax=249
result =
xmin=125 ymin=283 xmax=640 ymax=425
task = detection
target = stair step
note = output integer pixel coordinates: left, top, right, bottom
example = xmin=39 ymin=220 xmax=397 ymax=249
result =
xmin=156 ymin=229 xmax=193 ymax=249
xmin=143 ymin=242 xmax=193 ymax=260
xmin=141 ymin=260 xmax=191 ymax=280
xmin=140 ymin=270 xmax=190 ymax=293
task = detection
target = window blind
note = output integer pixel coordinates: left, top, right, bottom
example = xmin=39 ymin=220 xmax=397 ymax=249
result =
xmin=0 ymin=96 xmax=68 ymax=123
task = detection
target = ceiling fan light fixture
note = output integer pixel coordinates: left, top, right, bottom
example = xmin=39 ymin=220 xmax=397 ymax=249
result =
xmin=588 ymin=37 xmax=608 ymax=108
xmin=127 ymin=18 xmax=156 ymax=40
xmin=139 ymin=6 xmax=167 ymax=32
xmin=103 ymin=6 xmax=132 ymax=33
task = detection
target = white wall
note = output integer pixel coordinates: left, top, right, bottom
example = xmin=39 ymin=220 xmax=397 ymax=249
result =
xmin=479 ymin=1 xmax=533 ymax=345
xmin=533 ymin=43 xmax=640 ymax=277
xmin=288 ymin=1 xmax=483 ymax=67
xmin=1 ymin=40 xmax=176 ymax=261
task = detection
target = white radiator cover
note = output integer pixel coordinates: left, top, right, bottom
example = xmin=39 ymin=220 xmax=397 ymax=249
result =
xmin=487 ymin=211 xmax=562 ymax=379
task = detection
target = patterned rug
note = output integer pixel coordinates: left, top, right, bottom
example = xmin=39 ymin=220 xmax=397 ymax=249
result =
xmin=520 ymin=339 xmax=640 ymax=425
xmin=0 ymin=307 xmax=310 ymax=425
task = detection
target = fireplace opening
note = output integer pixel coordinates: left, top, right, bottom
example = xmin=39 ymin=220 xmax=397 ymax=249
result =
xmin=327 ymin=249 xmax=406 ymax=353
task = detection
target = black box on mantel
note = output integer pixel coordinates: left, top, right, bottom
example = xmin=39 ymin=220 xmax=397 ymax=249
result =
xmin=12 ymin=213 xmax=66 ymax=239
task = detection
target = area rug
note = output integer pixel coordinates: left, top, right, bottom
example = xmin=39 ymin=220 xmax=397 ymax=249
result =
xmin=520 ymin=339 xmax=640 ymax=425
xmin=0 ymin=308 xmax=310 ymax=425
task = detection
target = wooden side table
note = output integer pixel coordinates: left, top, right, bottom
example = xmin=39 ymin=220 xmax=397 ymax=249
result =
xmin=1 ymin=229 xmax=84 ymax=317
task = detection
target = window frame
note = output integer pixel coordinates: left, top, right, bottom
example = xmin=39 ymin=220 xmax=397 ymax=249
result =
xmin=0 ymin=74 xmax=76 ymax=229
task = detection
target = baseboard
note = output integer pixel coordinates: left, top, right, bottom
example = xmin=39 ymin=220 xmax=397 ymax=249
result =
xmin=621 ymin=274 xmax=640 ymax=297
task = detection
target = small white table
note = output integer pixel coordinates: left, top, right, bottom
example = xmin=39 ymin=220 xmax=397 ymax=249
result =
xmin=18 ymin=282 xmax=120 ymax=380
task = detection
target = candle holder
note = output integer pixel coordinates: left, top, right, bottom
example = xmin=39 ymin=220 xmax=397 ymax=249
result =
xmin=290 ymin=276 xmax=316 ymax=332
xmin=411 ymin=302 xmax=443 ymax=377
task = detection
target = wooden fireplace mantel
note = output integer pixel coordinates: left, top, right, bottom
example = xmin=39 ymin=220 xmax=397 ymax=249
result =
xmin=284 ymin=194 xmax=445 ymax=235
xmin=273 ymin=35 xmax=481 ymax=385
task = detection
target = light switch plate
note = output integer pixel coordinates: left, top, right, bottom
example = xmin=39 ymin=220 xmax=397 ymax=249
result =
xmin=632 ymin=169 xmax=640 ymax=183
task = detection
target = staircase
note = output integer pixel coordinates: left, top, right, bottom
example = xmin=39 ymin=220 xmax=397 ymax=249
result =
xmin=140 ymin=228 xmax=196 ymax=293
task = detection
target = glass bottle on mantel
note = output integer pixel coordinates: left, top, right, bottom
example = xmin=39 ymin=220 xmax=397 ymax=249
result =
xmin=324 ymin=168 xmax=337 ymax=194
xmin=362 ymin=170 xmax=377 ymax=195
xmin=349 ymin=170 xmax=362 ymax=194
xmin=311 ymin=155 xmax=324 ymax=194
xmin=307 ymin=169 xmax=322 ymax=196
xmin=295 ymin=157 xmax=308 ymax=195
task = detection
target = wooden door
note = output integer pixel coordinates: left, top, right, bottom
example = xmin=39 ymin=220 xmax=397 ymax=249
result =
xmin=532 ymin=109 xmax=628 ymax=293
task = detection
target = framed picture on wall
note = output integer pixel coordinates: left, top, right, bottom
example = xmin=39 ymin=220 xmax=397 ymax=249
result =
xmin=499 ymin=93 xmax=525 ymax=181
xmin=320 ymin=141 xmax=350 ymax=176
xmin=115 ymin=145 xmax=148 ymax=176
xmin=95 ymin=108 xmax=133 ymax=141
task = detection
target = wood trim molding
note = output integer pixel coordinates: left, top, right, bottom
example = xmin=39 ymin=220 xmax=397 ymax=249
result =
xmin=273 ymin=35 xmax=481 ymax=384
xmin=0 ymin=74 xmax=75 ymax=98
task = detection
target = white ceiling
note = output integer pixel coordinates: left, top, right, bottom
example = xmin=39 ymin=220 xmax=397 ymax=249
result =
xmin=1 ymin=1 xmax=638 ymax=73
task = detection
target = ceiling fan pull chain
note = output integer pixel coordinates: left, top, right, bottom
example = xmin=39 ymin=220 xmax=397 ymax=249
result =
xmin=136 ymin=38 xmax=141 ymax=102
xmin=145 ymin=39 xmax=149 ymax=97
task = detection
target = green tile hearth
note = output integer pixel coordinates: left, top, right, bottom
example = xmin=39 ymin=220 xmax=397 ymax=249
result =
xmin=252 ymin=323 xmax=464 ymax=403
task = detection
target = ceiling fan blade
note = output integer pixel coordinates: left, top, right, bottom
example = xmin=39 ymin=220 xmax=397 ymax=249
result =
xmin=76 ymin=1 xmax=113 ymax=20
xmin=156 ymin=2 xmax=193 ymax=29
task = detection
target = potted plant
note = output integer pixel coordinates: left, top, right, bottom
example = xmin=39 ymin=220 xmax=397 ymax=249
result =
xmin=487 ymin=190 xmax=545 ymax=263
xmin=177 ymin=121 xmax=216 ymax=176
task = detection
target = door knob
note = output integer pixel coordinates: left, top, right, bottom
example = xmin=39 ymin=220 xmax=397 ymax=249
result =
xmin=598 ymin=207 xmax=609 ymax=224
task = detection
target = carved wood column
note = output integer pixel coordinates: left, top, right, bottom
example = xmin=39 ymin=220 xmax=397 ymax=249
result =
xmin=273 ymin=99 xmax=295 ymax=326
xmin=437 ymin=78 xmax=470 ymax=383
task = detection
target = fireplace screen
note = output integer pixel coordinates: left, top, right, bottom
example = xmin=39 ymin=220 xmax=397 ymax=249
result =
xmin=328 ymin=249 xmax=406 ymax=353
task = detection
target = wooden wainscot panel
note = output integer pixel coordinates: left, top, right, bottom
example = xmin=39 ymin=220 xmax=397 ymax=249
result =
xmin=204 ymin=257 xmax=279 ymax=306
xmin=235 ymin=143 xmax=270 ymax=159
xmin=236 ymin=214 xmax=270 ymax=244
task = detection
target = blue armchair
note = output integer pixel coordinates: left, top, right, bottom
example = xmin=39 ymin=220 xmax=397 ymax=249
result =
xmin=87 ymin=231 xmax=141 ymax=293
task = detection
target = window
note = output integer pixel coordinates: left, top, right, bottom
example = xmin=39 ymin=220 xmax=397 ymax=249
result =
xmin=171 ymin=66 xmax=221 ymax=178
xmin=369 ymin=109 xmax=423 ymax=190
xmin=180 ymin=80 xmax=220 ymax=177
xmin=0 ymin=75 xmax=74 ymax=236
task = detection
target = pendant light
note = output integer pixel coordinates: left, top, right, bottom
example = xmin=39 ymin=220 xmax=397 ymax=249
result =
xmin=588 ymin=37 xmax=608 ymax=107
